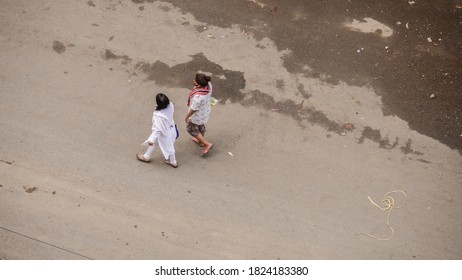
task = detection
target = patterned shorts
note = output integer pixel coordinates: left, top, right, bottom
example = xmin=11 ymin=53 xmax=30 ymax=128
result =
xmin=186 ymin=122 xmax=206 ymax=137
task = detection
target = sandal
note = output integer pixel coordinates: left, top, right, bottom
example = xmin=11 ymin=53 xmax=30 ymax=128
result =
xmin=136 ymin=154 xmax=151 ymax=163
xmin=192 ymin=137 xmax=205 ymax=147
xmin=164 ymin=160 xmax=178 ymax=168
xmin=201 ymin=143 xmax=213 ymax=156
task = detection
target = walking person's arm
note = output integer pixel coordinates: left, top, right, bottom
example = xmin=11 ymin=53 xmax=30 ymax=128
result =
xmin=185 ymin=109 xmax=196 ymax=124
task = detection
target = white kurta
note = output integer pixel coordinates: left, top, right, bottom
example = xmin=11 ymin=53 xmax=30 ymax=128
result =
xmin=142 ymin=103 xmax=176 ymax=159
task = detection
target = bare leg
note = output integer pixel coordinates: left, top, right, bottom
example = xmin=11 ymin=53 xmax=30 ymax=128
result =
xmin=195 ymin=133 xmax=210 ymax=147
xmin=195 ymin=133 xmax=213 ymax=155
xmin=192 ymin=131 xmax=206 ymax=146
xmin=191 ymin=137 xmax=205 ymax=147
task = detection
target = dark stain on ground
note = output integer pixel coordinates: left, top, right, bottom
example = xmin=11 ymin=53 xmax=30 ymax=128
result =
xmin=108 ymin=49 xmax=429 ymax=148
xmin=103 ymin=49 xmax=131 ymax=64
xmin=52 ymin=41 xmax=66 ymax=54
xmin=297 ymin=84 xmax=312 ymax=99
xmin=147 ymin=0 xmax=462 ymax=153
xmin=136 ymin=53 xmax=246 ymax=103
xmin=0 ymin=160 xmax=13 ymax=165
xmin=275 ymin=79 xmax=285 ymax=90
xmin=358 ymin=126 xmax=403 ymax=150
xmin=24 ymin=186 xmax=38 ymax=193
xmin=243 ymin=90 xmax=343 ymax=132
xmin=194 ymin=24 xmax=207 ymax=33
xmin=131 ymin=0 xmax=155 ymax=4
xmin=401 ymin=138 xmax=425 ymax=155
xmin=87 ymin=1 xmax=96 ymax=7
xmin=159 ymin=5 xmax=172 ymax=12
xmin=136 ymin=52 xmax=344 ymax=133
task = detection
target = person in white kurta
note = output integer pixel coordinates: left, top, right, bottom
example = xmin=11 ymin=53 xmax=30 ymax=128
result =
xmin=137 ymin=93 xmax=178 ymax=168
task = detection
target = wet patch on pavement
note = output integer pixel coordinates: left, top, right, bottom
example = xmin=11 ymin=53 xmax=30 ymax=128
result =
xmin=103 ymin=48 xmax=429 ymax=154
xmin=52 ymin=41 xmax=66 ymax=54
xmin=296 ymin=84 xmax=312 ymax=99
xmin=136 ymin=53 xmax=246 ymax=103
xmin=101 ymin=48 xmax=344 ymax=133
xmin=135 ymin=52 xmax=348 ymax=134
xmin=103 ymin=49 xmax=131 ymax=65
xmin=146 ymin=0 xmax=462 ymax=153
xmin=241 ymin=90 xmax=342 ymax=133
xmin=131 ymin=0 xmax=155 ymax=4
xmin=358 ymin=126 xmax=399 ymax=149
xmin=358 ymin=126 xmax=425 ymax=155
xmin=400 ymin=139 xmax=424 ymax=156
xmin=23 ymin=186 xmax=38 ymax=193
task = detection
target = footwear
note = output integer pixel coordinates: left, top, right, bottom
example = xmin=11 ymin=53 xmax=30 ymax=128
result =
xmin=192 ymin=137 xmax=205 ymax=147
xmin=201 ymin=143 xmax=213 ymax=156
xmin=136 ymin=154 xmax=151 ymax=163
xmin=164 ymin=160 xmax=178 ymax=168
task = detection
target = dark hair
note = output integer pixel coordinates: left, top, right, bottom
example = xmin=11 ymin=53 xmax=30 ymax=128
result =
xmin=156 ymin=93 xmax=170 ymax=110
xmin=195 ymin=73 xmax=211 ymax=87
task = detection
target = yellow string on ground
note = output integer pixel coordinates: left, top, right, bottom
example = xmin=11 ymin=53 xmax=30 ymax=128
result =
xmin=358 ymin=190 xmax=408 ymax=241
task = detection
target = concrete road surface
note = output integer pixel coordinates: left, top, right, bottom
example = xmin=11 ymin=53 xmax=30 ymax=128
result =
xmin=1 ymin=0 xmax=461 ymax=259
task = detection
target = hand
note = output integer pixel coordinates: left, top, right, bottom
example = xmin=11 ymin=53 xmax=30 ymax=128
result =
xmin=185 ymin=109 xmax=194 ymax=124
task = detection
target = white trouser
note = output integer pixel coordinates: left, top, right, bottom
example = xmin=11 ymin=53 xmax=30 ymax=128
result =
xmin=144 ymin=142 xmax=177 ymax=165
